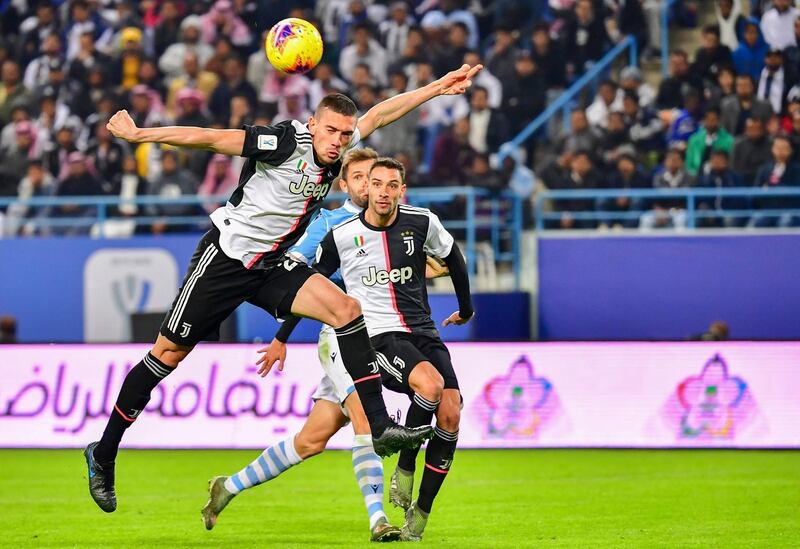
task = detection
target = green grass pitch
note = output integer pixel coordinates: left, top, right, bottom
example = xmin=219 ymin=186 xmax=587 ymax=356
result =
xmin=2 ymin=449 xmax=798 ymax=548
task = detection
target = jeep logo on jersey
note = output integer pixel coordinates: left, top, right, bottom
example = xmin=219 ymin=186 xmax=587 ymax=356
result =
xmin=289 ymin=174 xmax=330 ymax=200
xmin=362 ymin=265 xmax=413 ymax=286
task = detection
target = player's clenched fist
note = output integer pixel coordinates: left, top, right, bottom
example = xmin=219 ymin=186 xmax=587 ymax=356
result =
xmin=106 ymin=110 xmax=140 ymax=142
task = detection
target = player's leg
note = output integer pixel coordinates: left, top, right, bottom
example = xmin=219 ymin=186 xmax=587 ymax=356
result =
xmin=86 ymin=228 xmax=261 ymax=512
xmin=317 ymin=329 xmax=400 ymax=541
xmin=202 ymin=399 xmax=347 ymax=530
xmin=402 ymin=338 xmax=462 ymax=541
xmin=255 ymin=269 xmax=432 ymax=456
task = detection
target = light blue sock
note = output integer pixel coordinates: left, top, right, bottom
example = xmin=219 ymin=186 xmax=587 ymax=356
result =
xmin=224 ymin=435 xmax=303 ymax=495
xmin=352 ymin=434 xmax=387 ymax=530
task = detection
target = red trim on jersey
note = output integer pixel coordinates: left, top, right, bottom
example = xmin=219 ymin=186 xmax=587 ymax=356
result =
xmin=424 ymin=463 xmax=449 ymax=474
xmin=381 ymin=232 xmax=410 ymax=332
xmin=114 ymin=404 xmax=136 ymax=423
xmin=246 ymin=175 xmax=321 ymax=270
xmin=353 ymin=373 xmax=382 ymax=384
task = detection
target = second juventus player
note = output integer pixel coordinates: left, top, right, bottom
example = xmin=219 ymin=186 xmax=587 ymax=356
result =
xmin=312 ymin=157 xmax=474 ymax=541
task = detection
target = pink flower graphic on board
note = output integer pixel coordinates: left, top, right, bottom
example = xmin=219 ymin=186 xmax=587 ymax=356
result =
xmin=473 ymin=355 xmax=558 ymax=439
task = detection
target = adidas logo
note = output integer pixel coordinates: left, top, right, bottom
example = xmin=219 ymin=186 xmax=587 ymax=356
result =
xmin=356 ymin=248 xmax=368 ymax=257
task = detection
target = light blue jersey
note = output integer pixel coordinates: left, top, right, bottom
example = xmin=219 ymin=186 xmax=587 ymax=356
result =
xmin=288 ymin=199 xmax=360 ymax=287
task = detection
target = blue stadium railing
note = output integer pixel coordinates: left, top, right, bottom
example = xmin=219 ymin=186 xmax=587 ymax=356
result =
xmin=497 ymin=35 xmax=638 ymax=163
xmin=533 ymin=187 xmax=800 ymax=230
xmin=0 ymin=187 xmax=524 ymax=288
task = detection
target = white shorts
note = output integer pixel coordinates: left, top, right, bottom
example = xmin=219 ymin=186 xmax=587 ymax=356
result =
xmin=311 ymin=326 xmax=356 ymax=416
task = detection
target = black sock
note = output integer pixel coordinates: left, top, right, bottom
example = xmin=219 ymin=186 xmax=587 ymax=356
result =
xmin=334 ymin=315 xmax=391 ymax=434
xmin=417 ymin=426 xmax=458 ymax=514
xmin=398 ymin=393 xmax=439 ymax=472
xmin=93 ymin=353 xmax=173 ymax=463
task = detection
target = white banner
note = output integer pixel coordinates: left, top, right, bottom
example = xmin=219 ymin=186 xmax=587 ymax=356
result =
xmin=0 ymin=343 xmax=798 ymax=448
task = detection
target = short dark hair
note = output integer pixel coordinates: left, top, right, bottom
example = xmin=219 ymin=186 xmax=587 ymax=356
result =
xmin=316 ymin=93 xmax=358 ymax=118
xmin=369 ymin=157 xmax=406 ymax=183
xmin=704 ymin=106 xmax=721 ymax=118
xmin=710 ymin=149 xmax=729 ymax=160
xmin=702 ymin=24 xmax=721 ymax=37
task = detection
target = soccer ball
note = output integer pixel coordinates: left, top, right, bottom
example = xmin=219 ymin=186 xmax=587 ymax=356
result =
xmin=265 ymin=18 xmax=323 ymax=75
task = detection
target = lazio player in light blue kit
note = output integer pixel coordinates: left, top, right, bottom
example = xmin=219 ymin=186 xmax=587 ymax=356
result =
xmin=203 ymin=148 xmax=414 ymax=541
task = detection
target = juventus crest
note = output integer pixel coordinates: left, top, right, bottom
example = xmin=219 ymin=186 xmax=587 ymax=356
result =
xmin=401 ymin=230 xmax=415 ymax=255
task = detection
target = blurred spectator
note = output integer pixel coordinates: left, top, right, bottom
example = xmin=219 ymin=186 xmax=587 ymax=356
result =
xmin=137 ymin=58 xmax=167 ymax=100
xmin=0 ymin=121 xmax=38 ymax=180
xmin=379 ymin=2 xmax=414 ymax=64
xmin=732 ymin=20 xmax=769 ymax=81
xmin=529 ymin=24 xmax=565 ymax=92
xmin=374 ymin=71 xmax=418 ymax=158
xmin=539 ymin=149 xmax=574 ymax=190
xmin=339 ymin=23 xmax=388 ymax=87
xmin=435 ymin=22 xmax=471 ymax=79
xmin=757 ymin=49 xmax=794 ymax=115
xmin=159 ymin=16 xmax=213 ymax=80
xmin=86 ymin=119 xmax=127 ymax=186
xmin=6 ymin=159 xmax=56 ymax=236
xmin=44 ymin=118 xmax=83 ymax=181
xmin=686 ymin=107 xmax=734 ymax=175
xmin=426 ymin=0 xmax=480 ymax=51
xmin=147 ymin=149 xmax=200 ymax=234
xmin=485 ymin=25 xmax=518 ymax=85
xmin=597 ymin=154 xmax=649 ymax=228
xmin=732 ymin=118 xmax=772 ymax=184
xmin=201 ymin=0 xmax=253 ymax=48
xmin=129 ymin=85 xmax=167 ymax=128
xmin=198 ymin=154 xmax=238 ymax=213
xmin=563 ymin=0 xmax=611 ymax=78
xmin=598 ymin=111 xmax=634 ymax=168
xmin=721 ymin=74 xmax=773 ymax=135
xmin=623 ymin=90 xmax=664 ymax=159
xmin=501 ymin=50 xmax=545 ymax=151
xmin=67 ymin=30 xmax=113 ymax=100
xmin=467 ymin=86 xmax=509 ymax=155
xmin=53 ymin=151 xmax=104 ymax=235
xmin=586 ymin=80 xmax=622 ymax=129
xmin=641 ymin=148 xmax=696 ymax=230
xmin=430 ymin=117 xmax=475 ymax=184
xmin=667 ymin=86 xmax=703 ymax=146
xmin=691 ymin=25 xmax=733 ymax=85
xmin=697 ymin=149 xmax=745 ymax=226
xmin=113 ymin=27 xmax=146 ymax=91
xmin=759 ymin=0 xmax=798 ymax=50
xmin=549 ymin=150 xmax=600 ymax=229
xmin=706 ymin=66 xmax=736 ymax=105
xmin=18 ymin=2 xmax=59 ymax=68
xmin=108 ymin=155 xmax=148 ymax=222
xmin=716 ymin=0 xmax=746 ymax=50
xmin=0 ymin=316 xmax=17 ymax=344
xmin=166 ymin=52 xmax=219 ymax=117
xmin=174 ymin=89 xmax=211 ymax=127
xmin=153 ymin=0 xmax=183 ymax=59
xmin=620 ymin=66 xmax=656 ymax=108
xmin=465 ymin=152 xmax=505 ymax=190
xmin=64 ymin=0 xmax=106 ymax=62
xmin=657 ymin=50 xmax=703 ymax=109
xmin=0 ymin=60 xmax=31 ymax=126
xmin=308 ymin=63 xmax=348 ymax=108
xmin=209 ymin=56 xmax=257 ymax=124
xmin=751 ymin=136 xmax=800 ymax=227
xmin=23 ymin=33 xmax=62 ymax=90
xmin=558 ymin=109 xmax=601 ymax=155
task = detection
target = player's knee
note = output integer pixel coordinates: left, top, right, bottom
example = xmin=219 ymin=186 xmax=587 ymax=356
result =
xmin=294 ymin=434 xmax=325 ymax=459
xmin=331 ymin=296 xmax=362 ymax=327
xmin=437 ymin=400 xmax=461 ymax=432
xmin=413 ymin=365 xmax=444 ymax=402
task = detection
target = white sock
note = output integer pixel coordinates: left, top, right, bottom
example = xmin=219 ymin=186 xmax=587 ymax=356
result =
xmin=352 ymin=434 xmax=387 ymax=530
xmin=224 ymin=435 xmax=303 ymax=495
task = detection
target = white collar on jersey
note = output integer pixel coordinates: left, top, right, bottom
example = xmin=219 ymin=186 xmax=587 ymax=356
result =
xmin=343 ymin=199 xmax=361 ymax=214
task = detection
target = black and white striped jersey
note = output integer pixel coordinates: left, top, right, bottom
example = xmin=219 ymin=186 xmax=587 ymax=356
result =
xmin=209 ymin=120 xmax=360 ymax=269
xmin=315 ymin=205 xmax=455 ymax=337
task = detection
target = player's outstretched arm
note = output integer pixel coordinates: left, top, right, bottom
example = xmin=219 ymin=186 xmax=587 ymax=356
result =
xmin=106 ymin=109 xmax=246 ymax=156
xmin=441 ymin=242 xmax=475 ymax=327
xmin=357 ymin=63 xmax=483 ymax=139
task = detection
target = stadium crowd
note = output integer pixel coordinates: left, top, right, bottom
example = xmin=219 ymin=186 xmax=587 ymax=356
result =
xmin=0 ymin=0 xmax=798 ymax=234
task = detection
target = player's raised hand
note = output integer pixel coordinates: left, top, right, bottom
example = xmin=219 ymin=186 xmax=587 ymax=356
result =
xmin=256 ymin=338 xmax=287 ymax=377
xmin=437 ymin=63 xmax=483 ymax=96
xmin=442 ymin=310 xmax=474 ymax=327
xmin=106 ymin=110 xmax=141 ymax=142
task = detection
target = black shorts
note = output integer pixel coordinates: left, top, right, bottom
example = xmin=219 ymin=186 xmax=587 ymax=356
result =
xmin=159 ymin=228 xmax=316 ymax=346
xmin=371 ymin=331 xmax=459 ymax=395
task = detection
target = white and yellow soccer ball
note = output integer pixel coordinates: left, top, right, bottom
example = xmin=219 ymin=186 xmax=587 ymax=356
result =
xmin=265 ymin=18 xmax=323 ymax=75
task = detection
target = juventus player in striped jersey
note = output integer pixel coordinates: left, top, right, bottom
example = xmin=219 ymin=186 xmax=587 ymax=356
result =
xmin=84 ymin=64 xmax=482 ymax=514
xmin=275 ymin=157 xmax=474 ymax=541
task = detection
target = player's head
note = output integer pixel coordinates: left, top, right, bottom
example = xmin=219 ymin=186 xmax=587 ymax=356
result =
xmin=367 ymin=157 xmax=406 ymax=217
xmin=340 ymin=147 xmax=378 ymax=208
xmin=308 ymin=93 xmax=358 ymax=165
